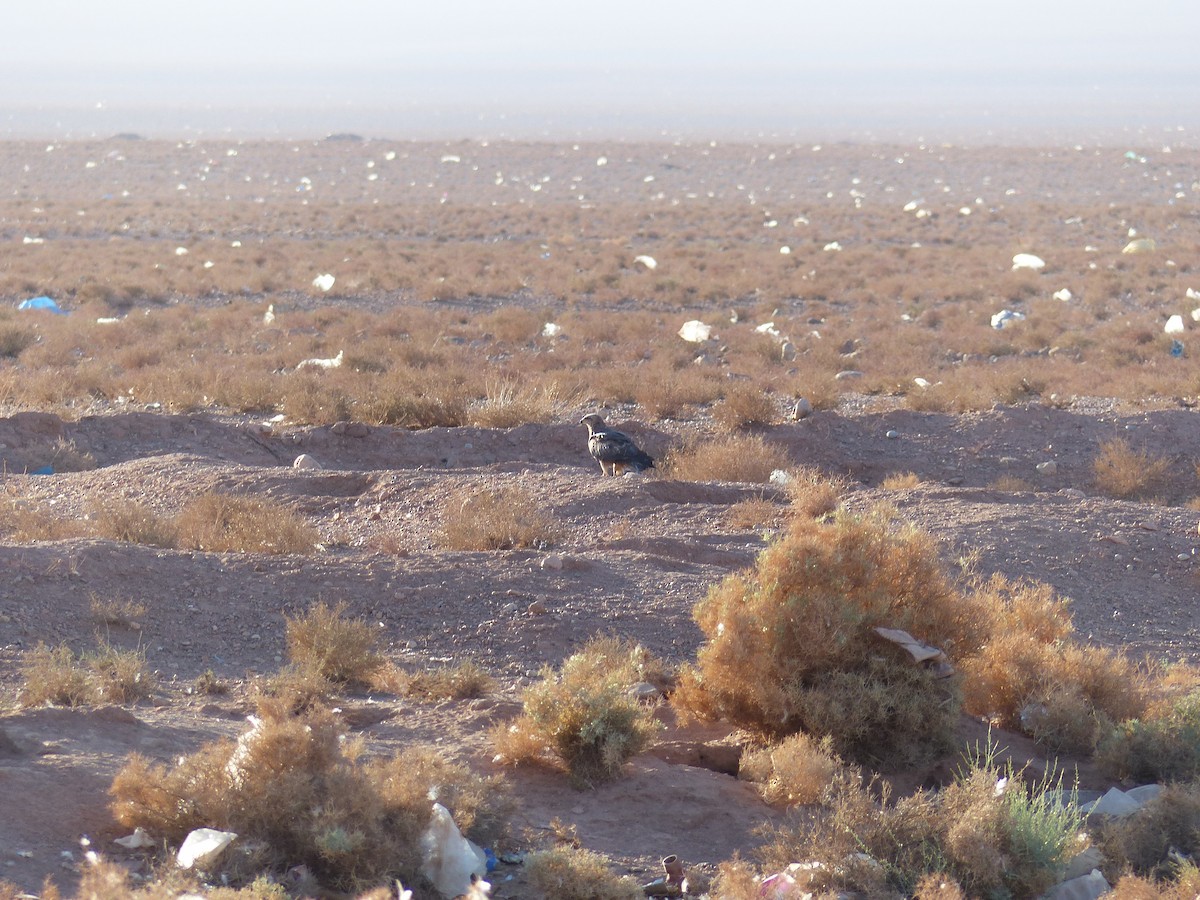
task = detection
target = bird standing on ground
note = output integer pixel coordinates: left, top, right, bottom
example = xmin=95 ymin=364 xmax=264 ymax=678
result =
xmin=579 ymin=413 xmax=655 ymax=476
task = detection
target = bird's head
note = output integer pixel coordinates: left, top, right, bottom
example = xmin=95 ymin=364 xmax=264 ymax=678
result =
xmin=579 ymin=413 xmax=605 ymax=430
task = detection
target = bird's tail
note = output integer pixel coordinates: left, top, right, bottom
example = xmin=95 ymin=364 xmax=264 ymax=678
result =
xmin=634 ymin=451 xmax=655 ymax=471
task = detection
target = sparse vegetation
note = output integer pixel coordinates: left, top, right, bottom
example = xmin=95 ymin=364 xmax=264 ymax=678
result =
xmin=19 ymin=640 xmax=156 ymax=707
xmin=739 ymin=732 xmax=844 ymax=806
xmin=438 ymin=483 xmax=559 ymax=550
xmin=109 ymin=705 xmax=510 ymax=894
xmin=663 ymin=433 xmax=789 ymax=483
xmin=881 ymin=471 xmax=922 ymax=489
xmin=284 ymin=601 xmax=384 ymax=686
xmin=524 ymin=847 xmax=643 ymax=900
xmin=1092 ymin=438 xmax=1172 ymax=501
xmin=174 ymin=492 xmax=319 ymax=554
xmin=493 ymin=635 xmax=663 ymax=786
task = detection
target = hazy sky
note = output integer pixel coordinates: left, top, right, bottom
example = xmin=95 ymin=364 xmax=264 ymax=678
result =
xmin=2 ymin=0 xmax=1197 ymax=140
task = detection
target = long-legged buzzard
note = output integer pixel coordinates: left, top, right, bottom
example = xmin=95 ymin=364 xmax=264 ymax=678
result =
xmin=579 ymin=413 xmax=655 ymax=476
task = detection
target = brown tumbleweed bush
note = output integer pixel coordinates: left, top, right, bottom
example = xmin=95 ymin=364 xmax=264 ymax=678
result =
xmin=284 ymin=601 xmax=384 ymax=686
xmin=109 ymin=705 xmax=510 ymax=895
xmin=524 ymin=847 xmax=643 ymax=900
xmin=492 ymin=635 xmax=662 ymax=786
xmin=739 ymin=732 xmax=844 ymax=807
xmin=675 ymin=507 xmax=987 ymax=768
xmin=1092 ymin=437 xmax=1171 ymax=501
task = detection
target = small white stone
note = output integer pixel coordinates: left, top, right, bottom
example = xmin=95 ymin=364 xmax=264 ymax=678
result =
xmin=1036 ymin=461 xmax=1057 ymax=476
xmin=293 ymin=454 xmax=322 ymax=470
xmin=540 ymin=554 xmax=564 ymax=570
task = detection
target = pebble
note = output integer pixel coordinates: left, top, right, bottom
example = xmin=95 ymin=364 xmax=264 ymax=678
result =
xmin=834 ymin=370 xmax=864 ymax=380
xmin=527 ymin=600 xmax=548 ymax=616
xmin=540 ymin=554 xmax=564 ymax=570
xmin=792 ymin=398 xmax=813 ymax=420
xmin=330 ymin=421 xmax=371 ymax=438
xmin=1035 ymin=461 xmax=1057 ymax=475
xmin=885 ymin=430 xmax=900 ymax=439
xmin=292 ymin=454 xmax=322 ymax=470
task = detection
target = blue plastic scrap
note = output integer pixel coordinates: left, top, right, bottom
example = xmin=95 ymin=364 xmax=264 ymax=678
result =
xmin=18 ymin=296 xmax=67 ymax=314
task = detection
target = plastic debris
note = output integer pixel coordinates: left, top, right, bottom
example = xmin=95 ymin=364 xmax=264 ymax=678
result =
xmin=263 ymin=304 xmax=275 ymax=325
xmin=1122 ymin=238 xmax=1157 ymax=254
xmin=677 ymin=320 xmax=713 ymax=343
xmin=1188 ymin=287 xmax=1200 ymax=302
xmin=991 ymin=309 xmax=1026 ymax=329
xmin=420 ymin=803 xmax=488 ymax=899
xmin=176 ymin=828 xmax=236 ymax=869
xmin=822 ymin=241 xmax=842 ymax=252
xmin=174 ymin=246 xmax=189 ymax=256
xmin=312 ymin=273 xmax=336 ymax=292
xmin=1053 ymin=288 xmax=1073 ymax=302
xmin=633 ymin=255 xmax=657 ymax=270
xmin=873 ymin=627 xmax=953 ymax=676
xmin=1165 ymin=315 xmax=1185 ymax=334
xmin=541 ymin=322 xmax=562 ymax=338
xmin=1011 ymin=253 xmax=1045 ymax=271
xmin=18 ymin=296 xmax=67 ymax=314
xmin=22 ymin=236 xmax=45 ymax=244
xmin=113 ymin=828 xmax=155 ymax=849
xmin=96 ymin=316 xmax=122 ymax=325
xmin=1173 ymin=339 xmax=1187 ymax=357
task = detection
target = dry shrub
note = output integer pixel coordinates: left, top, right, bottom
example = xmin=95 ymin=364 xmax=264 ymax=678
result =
xmin=881 ymin=471 xmax=922 ymax=489
xmin=760 ymin=747 xmax=1085 ymax=899
xmin=989 ymin=474 xmax=1034 ymax=492
xmin=19 ymin=641 xmax=155 ymax=707
xmin=663 ymin=433 xmax=789 ymax=483
xmin=492 ymin=635 xmax=662 ymax=786
xmin=396 ymin=660 xmax=494 ymax=701
xmin=439 ymin=483 xmax=558 ymax=550
xmin=284 ymin=601 xmax=383 ymax=686
xmin=524 ymin=847 xmax=642 ymax=900
xmin=468 ymin=378 xmax=565 ymax=427
xmin=90 ymin=500 xmax=177 ymax=548
xmin=109 ymin=705 xmax=510 ymax=894
xmin=959 ymin=575 xmax=1147 ymax=752
xmin=1092 ymin=437 xmax=1171 ymax=501
xmin=1095 ymin=782 xmax=1200 ymax=881
xmin=1098 ymin=688 xmax=1200 ymax=783
xmin=174 ymin=492 xmax=318 ymax=554
xmin=712 ymin=383 xmax=779 ymax=431
xmin=782 ymin=465 xmax=848 ymax=519
xmin=0 ymin=494 xmax=83 ymax=541
xmin=1106 ymin=863 xmax=1200 ymax=900
xmin=88 ymin=593 xmax=147 ymax=629
xmin=676 ymin=508 xmax=984 ymax=768
xmin=725 ymin=497 xmax=783 ymax=530
xmin=739 ymin=732 xmax=843 ymax=806
xmin=0 ymin=322 xmax=37 ymax=357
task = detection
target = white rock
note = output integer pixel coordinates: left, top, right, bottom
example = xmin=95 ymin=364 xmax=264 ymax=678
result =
xmin=1190 ymin=307 xmax=1200 ymax=322
xmin=1036 ymin=461 xmax=1058 ymax=476
xmin=792 ymin=398 xmax=813 ymax=420
xmin=540 ymin=553 xmax=564 ymax=570
xmin=769 ymin=469 xmax=792 ymax=485
xmin=633 ymin=255 xmax=657 ymax=270
xmin=1164 ymin=314 xmax=1185 ymax=334
xmin=678 ymin=320 xmax=713 ymax=342
xmin=293 ymin=454 xmax=322 ymax=470
xmin=312 ymin=273 xmax=336 ymax=292
xmin=1041 ymin=870 xmax=1110 ymax=900
xmin=1012 ymin=253 xmax=1045 ymax=270
xmin=113 ymin=828 xmax=154 ymax=849
xmin=541 ymin=322 xmax=562 ymax=338
xmin=885 ymin=430 xmax=900 ymax=439
xmin=176 ymin=828 xmax=237 ymax=869
xmin=1053 ymin=288 xmax=1073 ymax=302
xmin=174 ymin=246 xmax=189 ymax=256
xmin=914 ymin=377 xmax=931 ymax=389
xmin=1187 ymin=287 xmax=1200 ymax=302
xmin=823 ymin=241 xmax=842 ymax=252
xmin=991 ymin=309 xmax=1026 ymax=329
xmin=1122 ymin=238 xmax=1157 ymax=254
xmin=1084 ymin=786 xmax=1142 ymax=818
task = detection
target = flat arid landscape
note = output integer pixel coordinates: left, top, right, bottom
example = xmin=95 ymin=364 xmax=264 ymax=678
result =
xmin=1 ymin=136 xmax=1199 ymax=899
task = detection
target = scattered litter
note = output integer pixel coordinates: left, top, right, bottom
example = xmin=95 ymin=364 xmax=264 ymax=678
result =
xmin=1041 ymin=869 xmax=1110 ymax=900
xmin=991 ymin=309 xmax=1025 ymax=329
xmin=1122 ymin=238 xmax=1157 ymax=254
xmin=22 ymin=236 xmax=45 ymax=244
xmin=769 ymin=469 xmax=791 ymax=485
xmin=18 ymin=296 xmax=67 ymax=314
xmin=263 ymin=304 xmax=275 ymax=325
xmin=1164 ymin=315 xmax=1185 ymax=334
xmin=1188 ymin=287 xmax=1200 ymax=302
xmin=541 ymin=322 xmax=562 ymax=338
xmin=1082 ymin=786 xmax=1145 ymax=818
xmin=1171 ymin=339 xmax=1185 ymax=357
xmin=176 ymin=828 xmax=236 ymax=869
xmin=113 ymin=828 xmax=155 ymax=849
xmin=420 ymin=802 xmax=488 ymax=899
xmin=312 ymin=273 xmax=336 ymax=292
xmin=1012 ymin=253 xmax=1045 ymax=271
xmin=873 ymin=627 xmax=952 ymax=676
xmin=633 ymin=255 xmax=657 ymax=270
xmin=913 ymin=377 xmax=932 ymax=389
xmin=755 ymin=322 xmax=782 ymax=338
xmin=96 ymin=316 xmax=122 ymax=325
xmin=174 ymin=246 xmax=189 ymax=256
xmin=1053 ymin=288 xmax=1073 ymax=302
xmin=822 ymin=241 xmax=842 ymax=252
xmin=779 ymin=246 xmax=791 ymax=254
xmin=677 ymin=320 xmax=713 ymax=343
xmin=29 ymin=465 xmax=53 ymax=476
xmin=294 ymin=350 xmax=344 ymax=371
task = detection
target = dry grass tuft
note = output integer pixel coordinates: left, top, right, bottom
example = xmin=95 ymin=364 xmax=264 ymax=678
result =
xmin=468 ymin=378 xmax=566 ymax=427
xmin=725 ymin=497 xmax=783 ymax=530
xmin=19 ymin=641 xmax=156 ymax=707
xmin=739 ymin=732 xmax=844 ymax=807
xmin=395 ymin=660 xmax=494 ymax=701
xmin=1092 ymin=437 xmax=1171 ymax=501
xmin=990 ymin=474 xmax=1034 ymax=492
xmin=174 ymin=492 xmax=318 ymax=554
xmin=90 ymin=500 xmax=177 ymax=547
xmin=284 ymin=601 xmax=384 ymax=686
xmin=492 ymin=635 xmax=662 ymax=786
xmin=524 ymin=847 xmax=643 ymax=900
xmin=88 ymin=593 xmax=147 ymax=629
xmin=881 ymin=471 xmax=922 ymax=490
xmin=1097 ymin=688 xmax=1200 ymax=783
xmin=712 ymin=384 xmax=779 ymax=432
xmin=663 ymin=433 xmax=789 ymax=483
xmin=782 ymin=465 xmax=849 ymax=519
xmin=439 ymin=483 xmax=558 ymax=550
